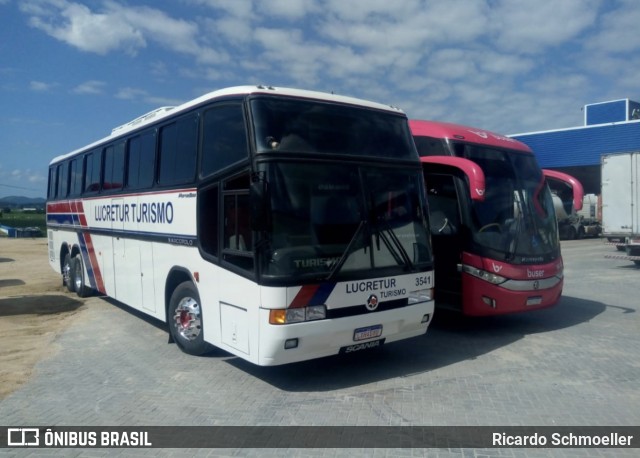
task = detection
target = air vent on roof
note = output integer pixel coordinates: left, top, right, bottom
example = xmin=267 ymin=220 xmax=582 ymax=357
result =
xmin=111 ymin=106 xmax=176 ymax=135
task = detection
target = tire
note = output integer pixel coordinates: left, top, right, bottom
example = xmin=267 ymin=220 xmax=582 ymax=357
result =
xmin=63 ymin=252 xmax=76 ymax=293
xmin=567 ymin=226 xmax=577 ymax=240
xmin=71 ymin=254 xmax=92 ymax=298
xmin=168 ymin=281 xmax=210 ymax=356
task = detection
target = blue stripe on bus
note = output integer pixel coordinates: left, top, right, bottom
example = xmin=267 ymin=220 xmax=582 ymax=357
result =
xmin=77 ymin=232 xmax=97 ymax=290
xmin=310 ymin=282 xmax=336 ymax=306
xmin=47 ymin=222 xmax=197 ymax=245
xmin=47 ymin=214 xmax=77 ymax=225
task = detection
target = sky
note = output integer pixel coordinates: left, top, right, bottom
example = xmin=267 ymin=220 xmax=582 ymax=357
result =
xmin=1 ymin=0 xmax=639 ymax=199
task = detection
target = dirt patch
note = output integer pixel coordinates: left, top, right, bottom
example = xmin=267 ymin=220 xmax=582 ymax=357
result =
xmin=0 ymin=238 xmax=87 ymax=399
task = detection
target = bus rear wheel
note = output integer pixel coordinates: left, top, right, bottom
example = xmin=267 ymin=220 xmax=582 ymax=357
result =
xmin=168 ymin=282 xmax=210 ymax=356
xmin=71 ymin=254 xmax=92 ymax=298
xmin=63 ymin=252 xmax=76 ymax=293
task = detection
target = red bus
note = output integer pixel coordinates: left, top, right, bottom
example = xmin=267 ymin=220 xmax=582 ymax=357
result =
xmin=410 ymin=120 xmax=583 ymax=316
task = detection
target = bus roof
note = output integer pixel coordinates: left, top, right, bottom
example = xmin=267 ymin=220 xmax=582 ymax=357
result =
xmin=50 ymin=86 xmax=405 ymax=165
xmin=409 ymin=119 xmax=532 ymax=153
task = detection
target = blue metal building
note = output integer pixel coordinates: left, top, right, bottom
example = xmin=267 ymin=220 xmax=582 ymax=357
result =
xmin=510 ymin=99 xmax=640 ymax=193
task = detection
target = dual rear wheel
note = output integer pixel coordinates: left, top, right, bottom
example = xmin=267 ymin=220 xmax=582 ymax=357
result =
xmin=62 ymin=251 xmax=92 ymax=298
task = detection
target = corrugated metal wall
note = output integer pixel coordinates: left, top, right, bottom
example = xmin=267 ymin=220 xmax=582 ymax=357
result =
xmin=512 ymin=121 xmax=640 ymax=168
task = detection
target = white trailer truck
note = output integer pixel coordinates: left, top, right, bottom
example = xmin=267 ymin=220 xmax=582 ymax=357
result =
xmin=601 ymin=151 xmax=640 ymax=265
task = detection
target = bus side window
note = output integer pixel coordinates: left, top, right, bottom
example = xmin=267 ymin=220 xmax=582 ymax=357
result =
xmin=84 ymin=150 xmax=102 ymax=194
xmin=127 ymin=131 xmax=156 ymax=189
xmin=103 ymin=142 xmax=125 ymax=191
xmin=221 ymin=173 xmax=253 ymax=272
xmin=56 ymin=162 xmax=69 ymax=199
xmin=48 ymin=167 xmax=57 ymax=199
xmin=201 ymin=104 xmax=248 ymax=177
xmin=159 ymin=114 xmax=198 ymax=186
xmin=426 ymin=174 xmax=460 ymax=235
xmin=69 ymin=159 xmax=83 ymax=197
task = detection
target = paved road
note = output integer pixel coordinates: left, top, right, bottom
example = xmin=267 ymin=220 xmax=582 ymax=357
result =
xmin=1 ymin=238 xmax=639 ymax=457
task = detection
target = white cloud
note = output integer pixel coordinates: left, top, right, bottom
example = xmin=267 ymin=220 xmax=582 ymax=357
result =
xmin=114 ymin=87 xmax=184 ymax=107
xmin=256 ymin=0 xmax=319 ymax=20
xmin=488 ymin=0 xmax=600 ymax=54
xmin=73 ymin=80 xmax=106 ymax=95
xmin=20 ymin=0 xmax=227 ymax=64
xmin=30 ymin=80 xmax=56 ymax=91
xmin=8 ymin=168 xmax=46 ymax=184
xmin=115 ymin=87 xmax=147 ymax=100
xmin=24 ymin=0 xmax=145 ymax=55
xmin=586 ymin=0 xmax=640 ymax=53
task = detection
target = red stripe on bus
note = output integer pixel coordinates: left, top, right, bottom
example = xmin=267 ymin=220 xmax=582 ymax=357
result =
xmin=289 ymin=284 xmax=321 ymax=308
xmin=82 ymin=232 xmax=106 ymax=294
xmin=47 ymin=202 xmax=72 ymax=213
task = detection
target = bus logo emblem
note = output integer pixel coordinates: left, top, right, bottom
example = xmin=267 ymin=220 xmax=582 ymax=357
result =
xmin=533 ymin=280 xmax=540 ymax=290
xmin=366 ymin=294 xmax=379 ymax=311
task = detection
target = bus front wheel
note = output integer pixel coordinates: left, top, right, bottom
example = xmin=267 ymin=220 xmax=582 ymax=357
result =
xmin=168 ymin=282 xmax=210 ymax=356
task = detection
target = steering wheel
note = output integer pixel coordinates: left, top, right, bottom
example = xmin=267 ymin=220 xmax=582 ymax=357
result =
xmin=478 ymin=223 xmax=501 ymax=233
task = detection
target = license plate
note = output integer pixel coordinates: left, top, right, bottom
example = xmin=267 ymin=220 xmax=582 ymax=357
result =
xmin=526 ymin=296 xmax=543 ymax=306
xmin=353 ymin=324 xmax=383 ymax=341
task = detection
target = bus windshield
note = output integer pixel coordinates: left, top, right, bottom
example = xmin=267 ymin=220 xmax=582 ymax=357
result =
xmin=251 ymin=97 xmax=416 ymax=159
xmin=454 ymin=143 xmax=559 ymax=260
xmin=258 ymin=162 xmax=431 ymax=282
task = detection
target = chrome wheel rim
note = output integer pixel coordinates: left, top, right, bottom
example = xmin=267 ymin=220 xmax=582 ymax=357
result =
xmin=173 ymin=297 xmax=202 ymax=341
xmin=63 ymin=258 xmax=72 ymax=287
xmin=73 ymin=259 xmax=83 ymax=291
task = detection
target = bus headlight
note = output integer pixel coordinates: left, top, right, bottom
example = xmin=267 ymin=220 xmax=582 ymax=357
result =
xmin=462 ymin=264 xmax=507 ymax=285
xmin=305 ymin=305 xmax=326 ymax=321
xmin=269 ymin=305 xmax=327 ymax=325
xmin=408 ymin=288 xmax=434 ymax=304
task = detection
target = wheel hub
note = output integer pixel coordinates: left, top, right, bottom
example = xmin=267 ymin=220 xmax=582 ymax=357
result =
xmin=173 ymin=297 xmax=202 ymax=341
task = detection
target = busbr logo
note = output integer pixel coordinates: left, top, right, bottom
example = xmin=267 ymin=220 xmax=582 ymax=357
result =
xmin=7 ymin=428 xmax=40 ymax=446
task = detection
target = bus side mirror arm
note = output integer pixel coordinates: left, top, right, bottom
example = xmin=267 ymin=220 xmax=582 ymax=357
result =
xmin=420 ymin=156 xmax=486 ymax=201
xmin=542 ymin=169 xmax=584 ymax=211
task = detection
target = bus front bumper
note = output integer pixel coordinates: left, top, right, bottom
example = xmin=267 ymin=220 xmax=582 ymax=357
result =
xmin=256 ymin=300 xmax=434 ymax=366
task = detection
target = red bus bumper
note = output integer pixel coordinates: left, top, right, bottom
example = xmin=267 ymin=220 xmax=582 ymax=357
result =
xmin=460 ymin=253 xmax=564 ymax=316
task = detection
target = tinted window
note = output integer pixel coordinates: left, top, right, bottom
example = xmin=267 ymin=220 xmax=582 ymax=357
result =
xmin=198 ymin=184 xmax=219 ymax=257
xmin=127 ymin=131 xmax=156 ymax=189
xmin=159 ymin=114 xmax=198 ymax=186
xmin=56 ymin=162 xmax=68 ymax=198
xmin=48 ymin=167 xmax=57 ymax=199
xmin=69 ymin=159 xmax=83 ymax=197
xmin=84 ymin=150 xmax=101 ymax=193
xmin=103 ymin=142 xmax=125 ymax=191
xmin=413 ymin=136 xmax=448 ymax=156
xmin=251 ymin=97 xmax=416 ymax=159
xmin=201 ymin=104 xmax=248 ymax=177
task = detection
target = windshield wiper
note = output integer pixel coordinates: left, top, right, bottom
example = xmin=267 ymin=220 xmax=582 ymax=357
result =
xmin=506 ymin=191 xmax=524 ymax=261
xmin=325 ymin=220 xmax=368 ymax=281
xmin=374 ymin=217 xmax=415 ymax=270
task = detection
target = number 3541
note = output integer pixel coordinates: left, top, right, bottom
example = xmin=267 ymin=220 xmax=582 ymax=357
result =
xmin=415 ymin=275 xmax=432 ymax=287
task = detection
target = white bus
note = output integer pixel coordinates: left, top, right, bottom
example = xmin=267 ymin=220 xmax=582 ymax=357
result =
xmin=46 ymin=86 xmax=435 ymax=366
